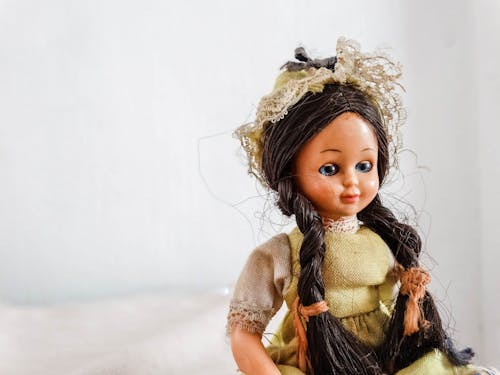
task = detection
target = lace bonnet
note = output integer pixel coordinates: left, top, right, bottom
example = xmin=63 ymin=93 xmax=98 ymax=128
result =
xmin=235 ymin=36 xmax=406 ymax=186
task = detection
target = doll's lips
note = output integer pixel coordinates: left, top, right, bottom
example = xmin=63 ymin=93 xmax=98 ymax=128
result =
xmin=341 ymin=194 xmax=360 ymax=203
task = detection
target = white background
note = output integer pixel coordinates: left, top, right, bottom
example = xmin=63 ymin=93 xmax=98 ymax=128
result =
xmin=0 ymin=0 xmax=498 ymax=365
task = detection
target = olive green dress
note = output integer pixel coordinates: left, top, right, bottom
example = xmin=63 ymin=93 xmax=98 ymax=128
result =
xmin=227 ymin=223 xmax=492 ymax=374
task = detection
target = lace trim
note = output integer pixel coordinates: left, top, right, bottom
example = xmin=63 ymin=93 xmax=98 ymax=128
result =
xmin=322 ymin=215 xmax=360 ymax=233
xmin=226 ymin=301 xmax=274 ymax=336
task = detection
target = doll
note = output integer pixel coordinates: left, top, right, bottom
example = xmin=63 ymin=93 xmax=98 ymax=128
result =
xmin=227 ymin=37 xmax=495 ymax=375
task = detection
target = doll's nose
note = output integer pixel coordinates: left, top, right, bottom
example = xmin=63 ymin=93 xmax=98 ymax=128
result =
xmin=343 ymin=169 xmax=358 ymax=187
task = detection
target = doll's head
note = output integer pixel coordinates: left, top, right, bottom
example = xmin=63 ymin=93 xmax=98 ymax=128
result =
xmin=261 ymin=83 xmax=389 ymax=220
xmin=236 ymin=37 xmax=405 ymax=191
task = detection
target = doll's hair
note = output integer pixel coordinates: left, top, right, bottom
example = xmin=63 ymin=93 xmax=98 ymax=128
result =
xmin=261 ymin=83 xmax=473 ymax=374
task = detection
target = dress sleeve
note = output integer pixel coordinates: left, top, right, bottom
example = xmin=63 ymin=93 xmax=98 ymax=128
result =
xmin=226 ymin=233 xmax=292 ymax=336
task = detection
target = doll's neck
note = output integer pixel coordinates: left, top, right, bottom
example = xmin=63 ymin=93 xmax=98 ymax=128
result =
xmin=322 ymin=215 xmax=360 ymax=234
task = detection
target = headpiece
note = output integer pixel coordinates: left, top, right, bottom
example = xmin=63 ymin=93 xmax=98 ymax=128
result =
xmin=235 ymin=37 xmax=406 ymax=186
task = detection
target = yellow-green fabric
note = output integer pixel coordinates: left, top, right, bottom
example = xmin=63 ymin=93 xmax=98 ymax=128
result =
xmin=395 ymin=349 xmax=477 ymax=375
xmin=266 ymin=226 xmax=477 ymax=375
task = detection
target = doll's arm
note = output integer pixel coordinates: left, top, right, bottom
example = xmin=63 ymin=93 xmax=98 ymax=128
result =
xmin=227 ymin=234 xmax=291 ymax=334
xmin=227 ymin=233 xmax=291 ymax=374
xmin=230 ymin=326 xmax=281 ymax=375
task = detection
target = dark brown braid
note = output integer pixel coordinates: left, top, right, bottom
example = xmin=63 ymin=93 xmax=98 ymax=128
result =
xmin=358 ymin=197 xmax=474 ymax=372
xmin=260 ymin=83 xmax=473 ymax=374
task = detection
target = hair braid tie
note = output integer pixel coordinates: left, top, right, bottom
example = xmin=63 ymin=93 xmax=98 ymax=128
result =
xmin=395 ymin=265 xmax=431 ymax=336
xmin=292 ymin=296 xmax=329 ymax=373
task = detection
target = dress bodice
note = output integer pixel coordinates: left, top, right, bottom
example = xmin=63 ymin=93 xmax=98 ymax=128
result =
xmin=284 ymin=226 xmax=395 ymax=318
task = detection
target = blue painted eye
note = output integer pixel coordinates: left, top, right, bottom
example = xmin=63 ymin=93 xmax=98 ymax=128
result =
xmin=356 ymin=161 xmax=373 ymax=173
xmin=319 ymin=164 xmax=338 ymax=176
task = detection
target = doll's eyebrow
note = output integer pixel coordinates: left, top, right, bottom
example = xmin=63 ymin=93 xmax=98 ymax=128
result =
xmin=320 ymin=148 xmax=341 ymax=153
xmin=320 ymin=147 xmax=375 ymax=153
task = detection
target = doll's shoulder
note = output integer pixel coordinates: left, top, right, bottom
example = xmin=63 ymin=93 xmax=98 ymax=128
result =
xmin=358 ymin=225 xmax=395 ymax=262
xmin=242 ymin=233 xmax=292 ymax=275
xmin=251 ymin=232 xmax=291 ymax=256
xmin=357 ymin=225 xmax=396 ymax=271
xmin=358 ymin=225 xmax=389 ymax=246
xmin=238 ymin=234 xmax=292 ymax=295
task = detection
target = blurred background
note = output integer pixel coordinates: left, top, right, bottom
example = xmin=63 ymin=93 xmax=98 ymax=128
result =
xmin=0 ymin=0 xmax=498 ymax=368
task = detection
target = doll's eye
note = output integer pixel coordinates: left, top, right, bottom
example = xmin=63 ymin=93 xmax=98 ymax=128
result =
xmin=356 ymin=161 xmax=373 ymax=173
xmin=319 ymin=164 xmax=338 ymax=176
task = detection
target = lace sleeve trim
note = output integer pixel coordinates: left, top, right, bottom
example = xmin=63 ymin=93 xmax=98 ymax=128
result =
xmin=226 ymin=301 xmax=274 ymax=336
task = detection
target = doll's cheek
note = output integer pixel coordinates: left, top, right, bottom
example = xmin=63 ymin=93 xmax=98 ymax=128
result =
xmin=363 ymin=179 xmax=379 ymax=202
xmin=302 ymin=179 xmax=329 ymax=196
xmin=367 ymin=179 xmax=379 ymax=190
xmin=295 ymin=174 xmax=318 ymax=194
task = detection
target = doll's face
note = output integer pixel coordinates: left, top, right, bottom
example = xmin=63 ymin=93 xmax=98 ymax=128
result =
xmin=293 ymin=112 xmax=379 ymax=220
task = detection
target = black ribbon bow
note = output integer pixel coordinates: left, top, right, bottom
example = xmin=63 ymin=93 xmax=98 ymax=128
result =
xmin=281 ymin=47 xmax=337 ymax=72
